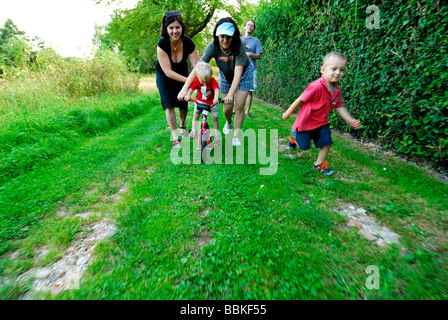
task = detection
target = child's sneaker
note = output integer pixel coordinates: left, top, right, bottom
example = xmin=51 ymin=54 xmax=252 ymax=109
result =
xmin=189 ymin=130 xmax=198 ymax=139
xmin=288 ymin=136 xmax=297 ymax=150
xmin=313 ymin=161 xmax=334 ymax=175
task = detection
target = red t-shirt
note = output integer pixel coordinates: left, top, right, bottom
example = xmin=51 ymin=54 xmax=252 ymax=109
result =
xmin=292 ymin=76 xmax=343 ymax=132
xmin=190 ymin=77 xmax=219 ymax=105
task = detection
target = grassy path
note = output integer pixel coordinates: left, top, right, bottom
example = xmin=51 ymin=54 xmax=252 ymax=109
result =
xmin=0 ymin=84 xmax=447 ymax=300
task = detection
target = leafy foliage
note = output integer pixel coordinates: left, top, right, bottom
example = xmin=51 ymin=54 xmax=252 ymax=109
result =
xmin=254 ymin=0 xmax=448 ymax=165
xmin=0 ymin=19 xmax=28 ymax=76
xmin=96 ymin=0 xmax=254 ymax=72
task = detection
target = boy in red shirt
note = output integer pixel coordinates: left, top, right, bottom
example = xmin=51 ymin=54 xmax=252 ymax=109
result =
xmin=282 ymin=52 xmax=361 ymax=175
xmin=185 ymin=62 xmax=220 ymax=141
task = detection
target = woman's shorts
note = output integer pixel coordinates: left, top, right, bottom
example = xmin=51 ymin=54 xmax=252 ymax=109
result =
xmin=219 ymin=60 xmax=254 ymax=94
xmin=194 ymin=103 xmax=219 ymax=118
xmin=291 ymin=124 xmax=333 ymax=150
xmin=250 ymin=69 xmax=258 ymax=92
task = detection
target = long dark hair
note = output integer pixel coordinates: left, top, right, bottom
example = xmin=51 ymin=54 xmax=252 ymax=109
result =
xmin=160 ymin=10 xmax=186 ymax=40
xmin=213 ymin=17 xmax=241 ymax=52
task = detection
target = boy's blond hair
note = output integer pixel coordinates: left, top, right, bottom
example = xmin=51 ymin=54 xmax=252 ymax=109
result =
xmin=196 ymin=61 xmax=212 ymax=83
xmin=322 ymin=51 xmax=347 ymax=66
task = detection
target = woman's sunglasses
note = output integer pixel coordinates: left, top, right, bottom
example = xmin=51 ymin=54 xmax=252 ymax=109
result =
xmin=165 ymin=11 xmax=181 ymax=18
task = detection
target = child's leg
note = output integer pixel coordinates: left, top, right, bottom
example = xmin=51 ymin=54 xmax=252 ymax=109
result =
xmin=210 ymin=106 xmax=221 ymax=142
xmin=211 ymin=115 xmax=219 ymax=135
xmin=190 ymin=113 xmax=199 ymax=139
xmin=313 ymin=125 xmax=333 ymax=169
xmin=212 ymin=117 xmax=221 ymax=143
xmin=313 ymin=145 xmax=333 ymax=175
xmin=315 ymin=145 xmax=331 ymax=166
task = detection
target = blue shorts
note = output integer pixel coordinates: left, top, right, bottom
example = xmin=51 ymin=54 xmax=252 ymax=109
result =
xmin=219 ymin=60 xmax=254 ymax=94
xmin=291 ymin=124 xmax=333 ymax=150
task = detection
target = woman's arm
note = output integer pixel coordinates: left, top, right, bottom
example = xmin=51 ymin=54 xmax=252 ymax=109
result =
xmin=178 ymin=67 xmax=197 ymax=101
xmin=213 ymin=88 xmax=220 ymax=105
xmin=225 ymin=65 xmax=244 ymax=104
xmin=157 ymin=46 xmax=187 ymax=83
xmin=176 ymin=46 xmax=199 ymax=101
xmin=189 ymin=48 xmax=199 ymax=69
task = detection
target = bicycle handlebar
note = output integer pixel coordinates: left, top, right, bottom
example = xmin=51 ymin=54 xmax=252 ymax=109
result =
xmin=188 ymin=98 xmax=224 ymax=108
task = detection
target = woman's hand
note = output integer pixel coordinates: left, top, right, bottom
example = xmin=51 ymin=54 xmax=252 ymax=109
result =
xmin=177 ymin=90 xmax=187 ymax=101
xmin=224 ymin=96 xmax=233 ymax=105
xmin=224 ymin=93 xmax=234 ymax=105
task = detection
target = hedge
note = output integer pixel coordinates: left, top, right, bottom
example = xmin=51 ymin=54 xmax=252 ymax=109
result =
xmin=254 ymin=0 xmax=447 ymax=166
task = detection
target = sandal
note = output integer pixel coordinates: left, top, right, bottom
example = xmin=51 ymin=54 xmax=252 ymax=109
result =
xmin=178 ymin=123 xmax=189 ymax=137
xmin=172 ymin=138 xmax=181 ymax=148
xmin=245 ymin=114 xmax=253 ymax=118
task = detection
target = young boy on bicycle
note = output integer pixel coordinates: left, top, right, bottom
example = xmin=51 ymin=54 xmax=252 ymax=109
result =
xmin=282 ymin=52 xmax=361 ymax=175
xmin=184 ymin=62 xmax=220 ymax=141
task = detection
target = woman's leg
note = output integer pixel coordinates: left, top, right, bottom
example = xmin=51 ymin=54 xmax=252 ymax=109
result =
xmin=222 ymin=92 xmax=234 ymax=127
xmin=166 ymin=108 xmax=179 ymax=143
xmin=178 ymin=108 xmax=188 ymax=137
xmin=245 ymin=91 xmax=253 ymax=117
xmin=233 ymin=90 xmax=250 ymax=139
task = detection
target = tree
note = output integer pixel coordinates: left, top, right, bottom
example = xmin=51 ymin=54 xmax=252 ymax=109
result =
xmin=0 ymin=19 xmax=28 ymax=76
xmin=96 ymin=0 xmax=252 ymax=72
xmin=0 ymin=19 xmax=25 ymax=46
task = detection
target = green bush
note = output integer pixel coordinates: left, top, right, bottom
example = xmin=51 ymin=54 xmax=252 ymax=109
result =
xmin=255 ymin=0 xmax=448 ymax=165
xmin=33 ymin=48 xmax=139 ymax=98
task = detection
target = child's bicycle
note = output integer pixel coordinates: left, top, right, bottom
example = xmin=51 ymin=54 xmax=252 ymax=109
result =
xmin=189 ymin=98 xmax=223 ymax=163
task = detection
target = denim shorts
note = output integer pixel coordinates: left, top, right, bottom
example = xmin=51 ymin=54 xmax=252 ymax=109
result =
xmin=219 ymin=60 xmax=254 ymax=94
xmin=291 ymin=124 xmax=333 ymax=150
xmin=250 ymin=69 xmax=258 ymax=92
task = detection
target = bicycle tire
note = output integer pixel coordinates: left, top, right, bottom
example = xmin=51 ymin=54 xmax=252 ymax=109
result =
xmin=201 ymin=132 xmax=208 ymax=163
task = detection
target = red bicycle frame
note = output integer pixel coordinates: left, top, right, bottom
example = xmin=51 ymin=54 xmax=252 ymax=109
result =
xmin=189 ymin=98 xmax=223 ymax=162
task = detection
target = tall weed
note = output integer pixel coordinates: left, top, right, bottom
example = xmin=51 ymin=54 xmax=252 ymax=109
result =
xmin=0 ymin=47 xmax=150 ymax=182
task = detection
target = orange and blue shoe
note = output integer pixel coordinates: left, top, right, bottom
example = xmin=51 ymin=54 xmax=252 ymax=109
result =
xmin=313 ymin=161 xmax=334 ymax=175
xmin=288 ymin=136 xmax=297 ymax=150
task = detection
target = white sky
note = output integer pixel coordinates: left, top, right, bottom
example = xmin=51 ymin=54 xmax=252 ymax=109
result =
xmin=0 ymin=0 xmax=253 ymax=58
xmin=0 ymin=0 xmax=139 ymax=58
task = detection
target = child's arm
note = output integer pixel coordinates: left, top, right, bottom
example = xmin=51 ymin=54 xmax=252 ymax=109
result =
xmin=282 ymin=97 xmax=304 ymax=120
xmin=178 ymin=67 xmax=197 ymax=101
xmin=184 ymin=88 xmax=193 ymax=101
xmin=335 ymin=107 xmax=362 ymax=129
xmin=213 ymin=88 xmax=220 ymax=105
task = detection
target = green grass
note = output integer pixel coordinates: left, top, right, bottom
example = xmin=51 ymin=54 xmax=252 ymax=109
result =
xmin=0 ymin=85 xmax=447 ymax=300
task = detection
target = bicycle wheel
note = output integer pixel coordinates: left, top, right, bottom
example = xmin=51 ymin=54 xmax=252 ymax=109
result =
xmin=201 ymin=132 xmax=208 ymax=163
